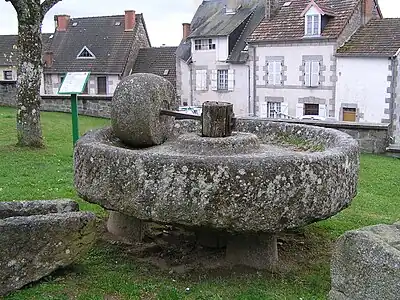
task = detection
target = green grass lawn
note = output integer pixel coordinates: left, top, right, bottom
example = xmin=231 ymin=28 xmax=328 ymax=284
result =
xmin=1 ymin=106 xmax=399 ymax=300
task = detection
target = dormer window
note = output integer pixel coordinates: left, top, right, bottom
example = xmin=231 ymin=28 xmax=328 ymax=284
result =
xmin=194 ymin=39 xmax=216 ymax=51
xmin=306 ymin=14 xmax=321 ymax=36
xmin=77 ymin=46 xmax=96 ymax=59
xmin=301 ymin=1 xmax=336 ymax=37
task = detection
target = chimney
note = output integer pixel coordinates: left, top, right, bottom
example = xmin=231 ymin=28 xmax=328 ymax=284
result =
xmin=226 ymin=0 xmax=237 ymax=14
xmin=54 ymin=15 xmax=70 ymax=32
xmin=182 ymin=23 xmax=191 ymax=40
xmin=363 ymin=0 xmax=375 ymax=24
xmin=265 ymin=0 xmax=279 ymax=19
xmin=125 ymin=10 xmax=136 ymax=31
xmin=44 ymin=51 xmax=54 ymax=68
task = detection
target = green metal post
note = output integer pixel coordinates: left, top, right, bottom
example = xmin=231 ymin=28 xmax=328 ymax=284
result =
xmin=71 ymin=93 xmax=79 ymax=145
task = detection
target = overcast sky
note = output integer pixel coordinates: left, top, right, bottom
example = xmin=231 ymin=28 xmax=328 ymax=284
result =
xmin=0 ymin=0 xmax=398 ymax=47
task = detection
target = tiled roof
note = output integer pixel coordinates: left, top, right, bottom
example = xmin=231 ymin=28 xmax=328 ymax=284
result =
xmin=336 ymin=18 xmax=400 ymax=57
xmin=249 ymin=0 xmax=360 ymax=42
xmin=132 ymin=47 xmax=177 ymax=88
xmin=0 ymin=34 xmax=53 ymax=66
xmin=45 ymin=14 xmax=149 ymax=74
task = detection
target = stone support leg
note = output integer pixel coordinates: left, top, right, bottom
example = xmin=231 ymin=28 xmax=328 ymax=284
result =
xmin=106 ymin=211 xmax=146 ymax=242
xmin=226 ymin=233 xmax=278 ymax=269
xmin=195 ymin=229 xmax=227 ymax=248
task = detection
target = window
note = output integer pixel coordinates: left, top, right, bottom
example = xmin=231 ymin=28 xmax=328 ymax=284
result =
xmin=195 ymin=69 xmax=207 ymax=91
xmin=343 ymin=107 xmax=357 ymax=122
xmin=306 ymin=15 xmax=320 ymax=36
xmin=97 ymin=76 xmax=107 ymax=94
xmin=77 ymin=46 xmax=96 ymax=59
xmin=194 ymin=39 xmax=216 ymax=51
xmin=3 ymin=70 xmax=13 ymax=80
xmin=304 ymin=104 xmax=319 ymax=116
xmin=304 ymin=60 xmax=320 ymax=87
xmin=217 ymin=70 xmax=228 ymax=90
xmin=211 ymin=69 xmax=234 ymax=91
xmin=82 ymin=82 xmax=89 ymax=94
xmin=267 ymin=61 xmax=282 ymax=85
xmin=267 ymin=102 xmax=281 ymax=118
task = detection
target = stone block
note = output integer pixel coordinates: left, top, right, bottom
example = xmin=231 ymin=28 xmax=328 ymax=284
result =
xmin=329 ymin=223 xmax=400 ymax=300
xmin=0 ymin=200 xmax=96 ymax=296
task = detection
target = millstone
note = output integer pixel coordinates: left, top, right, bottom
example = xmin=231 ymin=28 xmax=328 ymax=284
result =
xmin=111 ymin=73 xmax=177 ymax=148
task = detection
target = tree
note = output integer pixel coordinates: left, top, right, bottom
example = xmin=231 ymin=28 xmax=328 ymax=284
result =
xmin=6 ymin=0 xmax=63 ymax=147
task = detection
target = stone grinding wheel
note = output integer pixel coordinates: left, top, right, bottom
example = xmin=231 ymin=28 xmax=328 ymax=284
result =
xmin=111 ymin=73 xmax=178 ymax=148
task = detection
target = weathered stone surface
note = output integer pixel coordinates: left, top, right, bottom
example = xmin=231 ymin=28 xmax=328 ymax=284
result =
xmin=0 ymin=201 xmax=96 ymax=296
xmin=0 ymin=199 xmax=79 ymax=219
xmin=111 ymin=73 xmax=177 ymax=148
xmin=74 ymin=119 xmax=359 ymax=233
xmin=329 ymin=223 xmax=400 ymax=300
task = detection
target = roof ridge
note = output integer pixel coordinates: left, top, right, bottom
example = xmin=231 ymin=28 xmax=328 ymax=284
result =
xmin=70 ymin=13 xmax=142 ymax=21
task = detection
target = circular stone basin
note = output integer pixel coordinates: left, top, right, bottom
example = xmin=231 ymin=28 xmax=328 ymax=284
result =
xmin=74 ymin=119 xmax=359 ymax=233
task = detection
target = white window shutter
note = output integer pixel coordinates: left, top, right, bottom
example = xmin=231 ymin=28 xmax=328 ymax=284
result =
xmin=211 ymin=70 xmax=218 ymax=91
xmin=296 ymin=103 xmax=304 ymax=118
xmin=260 ymin=102 xmax=268 ymax=118
xmin=228 ymin=69 xmax=234 ymax=91
xmin=311 ymin=61 xmax=320 ymax=86
xmin=195 ymin=70 xmax=202 ymax=91
xmin=319 ymin=104 xmax=327 ymax=118
xmin=281 ymin=102 xmax=289 ymax=118
xmin=275 ymin=62 xmax=282 ymax=85
xmin=304 ymin=61 xmax=311 ymax=86
xmin=267 ymin=62 xmax=274 ymax=84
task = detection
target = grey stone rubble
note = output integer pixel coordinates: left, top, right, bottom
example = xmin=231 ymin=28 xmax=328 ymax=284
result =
xmin=329 ymin=222 xmax=400 ymax=300
xmin=74 ymin=73 xmax=360 ymax=269
xmin=0 ymin=199 xmax=97 ymax=297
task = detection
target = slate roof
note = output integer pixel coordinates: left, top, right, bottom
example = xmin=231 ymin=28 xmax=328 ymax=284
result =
xmin=189 ymin=0 xmax=260 ymax=38
xmin=0 ymin=34 xmax=53 ymax=66
xmin=336 ymin=18 xmax=400 ymax=57
xmin=249 ymin=0 xmax=361 ymax=42
xmin=132 ymin=47 xmax=177 ymax=88
xmin=45 ymin=14 xmax=149 ymax=74
xmin=177 ymin=0 xmax=263 ymax=64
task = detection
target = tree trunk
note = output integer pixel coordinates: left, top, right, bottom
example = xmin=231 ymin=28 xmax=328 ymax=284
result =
xmin=16 ymin=6 xmax=44 ymax=148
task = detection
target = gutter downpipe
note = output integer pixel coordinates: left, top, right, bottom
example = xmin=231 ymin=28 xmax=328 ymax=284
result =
xmin=252 ymin=45 xmax=257 ymax=117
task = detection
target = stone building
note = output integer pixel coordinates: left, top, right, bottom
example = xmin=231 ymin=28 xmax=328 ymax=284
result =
xmin=42 ymin=10 xmax=151 ymax=95
xmin=176 ymin=0 xmax=267 ymax=117
xmin=335 ymin=18 xmax=400 ymax=147
xmin=248 ymin=0 xmax=382 ymax=119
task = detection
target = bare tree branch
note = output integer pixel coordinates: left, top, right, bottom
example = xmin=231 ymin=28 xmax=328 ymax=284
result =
xmin=41 ymin=0 xmax=62 ymax=15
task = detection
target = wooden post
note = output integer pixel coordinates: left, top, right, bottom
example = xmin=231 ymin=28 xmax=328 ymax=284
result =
xmin=202 ymin=101 xmax=234 ymax=137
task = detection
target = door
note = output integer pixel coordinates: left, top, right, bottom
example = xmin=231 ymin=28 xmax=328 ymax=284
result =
xmin=97 ymin=76 xmax=107 ymax=95
xmin=343 ymin=108 xmax=356 ymax=122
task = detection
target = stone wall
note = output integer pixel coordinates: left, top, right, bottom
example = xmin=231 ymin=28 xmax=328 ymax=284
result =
xmin=259 ymin=118 xmax=389 ymax=154
xmin=40 ymin=95 xmax=112 ymax=118
xmin=0 ymin=81 xmax=17 ymax=107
